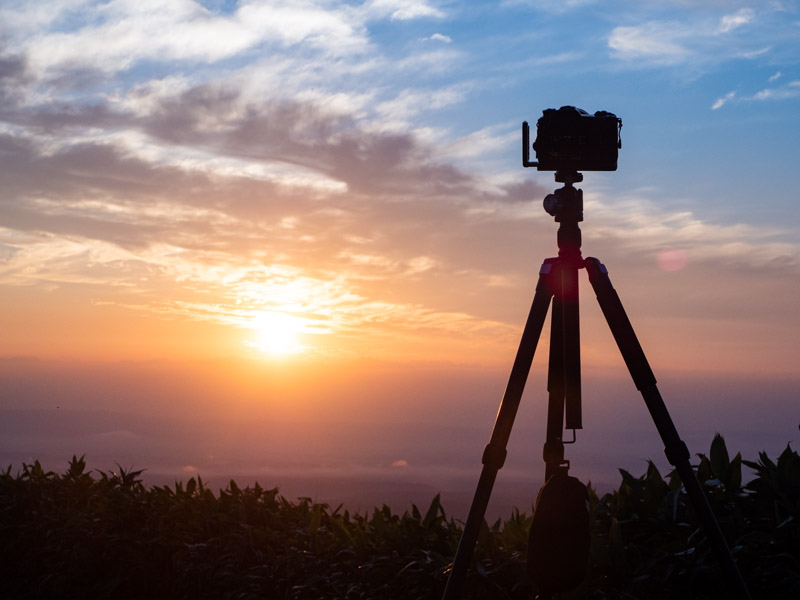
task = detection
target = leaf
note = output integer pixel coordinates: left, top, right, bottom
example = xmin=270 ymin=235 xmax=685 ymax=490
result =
xmin=308 ymin=504 xmax=321 ymax=535
xmin=758 ymin=450 xmax=777 ymax=473
xmin=411 ymin=503 xmax=422 ymax=521
xmin=619 ymin=468 xmax=638 ymax=488
xmin=67 ymin=454 xmax=87 ymax=478
xmin=423 ymin=494 xmax=442 ymax=529
xmin=696 ymin=453 xmax=712 ymax=484
xmin=726 ymin=453 xmax=742 ymax=491
xmin=710 ymin=433 xmax=730 ymax=481
xmin=645 ymin=460 xmax=664 ymax=485
xmin=776 ymin=516 xmax=795 ymax=529
xmin=777 ymin=444 xmax=800 ymax=490
xmin=608 ymin=517 xmax=625 ymax=571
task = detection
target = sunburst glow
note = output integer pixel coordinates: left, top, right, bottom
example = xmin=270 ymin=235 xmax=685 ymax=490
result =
xmin=247 ymin=311 xmax=308 ymax=356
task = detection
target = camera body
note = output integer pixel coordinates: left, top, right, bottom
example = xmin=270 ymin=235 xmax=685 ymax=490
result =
xmin=524 ymin=106 xmax=621 ymax=172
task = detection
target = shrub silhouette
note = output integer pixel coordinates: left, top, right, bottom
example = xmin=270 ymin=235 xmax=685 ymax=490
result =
xmin=1 ymin=436 xmax=799 ymax=599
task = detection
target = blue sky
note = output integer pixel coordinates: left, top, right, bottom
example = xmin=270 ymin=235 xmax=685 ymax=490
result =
xmin=1 ymin=0 xmax=799 ymax=504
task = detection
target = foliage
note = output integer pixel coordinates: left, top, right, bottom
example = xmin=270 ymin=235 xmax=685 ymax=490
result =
xmin=2 ymin=436 xmax=799 ymax=599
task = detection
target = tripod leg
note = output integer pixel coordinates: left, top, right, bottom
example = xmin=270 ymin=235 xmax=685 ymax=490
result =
xmin=442 ymin=260 xmax=556 ymax=600
xmin=543 ymin=290 xmax=566 ymax=481
xmin=544 ymin=258 xmax=582 ymax=480
xmin=561 ymin=261 xmax=582 ymax=430
xmin=584 ymin=257 xmax=751 ymax=600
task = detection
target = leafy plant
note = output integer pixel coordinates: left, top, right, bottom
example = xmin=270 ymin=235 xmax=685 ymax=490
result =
xmin=2 ymin=436 xmax=800 ymax=599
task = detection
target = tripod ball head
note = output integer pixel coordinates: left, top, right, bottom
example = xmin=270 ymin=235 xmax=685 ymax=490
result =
xmin=543 ymin=193 xmax=561 ymax=217
xmin=544 ymin=182 xmax=583 ymax=223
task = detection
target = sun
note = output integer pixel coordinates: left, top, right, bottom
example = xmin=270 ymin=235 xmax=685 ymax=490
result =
xmin=247 ymin=311 xmax=307 ymax=355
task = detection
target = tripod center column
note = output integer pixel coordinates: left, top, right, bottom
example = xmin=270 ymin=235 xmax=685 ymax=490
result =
xmin=553 ymin=181 xmax=584 ymax=434
xmin=557 ymin=221 xmax=582 ymax=262
xmin=547 ymin=174 xmax=584 ymax=263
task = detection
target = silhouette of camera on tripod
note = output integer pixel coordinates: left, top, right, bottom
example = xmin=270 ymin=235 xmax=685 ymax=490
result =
xmin=442 ymin=107 xmax=751 ymax=600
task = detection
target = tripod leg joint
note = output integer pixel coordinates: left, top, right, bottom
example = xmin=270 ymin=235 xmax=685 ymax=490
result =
xmin=482 ymin=443 xmax=508 ymax=470
xmin=664 ymin=440 xmax=691 ymax=466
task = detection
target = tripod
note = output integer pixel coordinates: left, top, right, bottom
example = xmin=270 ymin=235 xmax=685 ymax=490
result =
xmin=441 ymin=171 xmax=751 ymax=600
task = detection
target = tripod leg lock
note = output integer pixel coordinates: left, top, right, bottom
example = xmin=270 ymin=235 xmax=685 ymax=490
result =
xmin=664 ymin=440 xmax=691 ymax=467
xmin=482 ymin=443 xmax=508 ymax=470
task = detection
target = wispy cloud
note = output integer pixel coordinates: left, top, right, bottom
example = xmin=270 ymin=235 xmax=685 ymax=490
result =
xmin=18 ymin=1 xmax=369 ymax=76
xmin=607 ymin=7 xmax=775 ymax=69
xmin=372 ymin=0 xmax=445 ymax=21
xmin=717 ymin=8 xmax=754 ymax=34
xmin=0 ymin=55 xmax=534 ymax=357
xmin=584 ymin=193 xmax=799 ymax=273
xmin=710 ymin=68 xmax=800 ymax=109
xmin=4 ymin=78 xmax=797 ymax=358
xmin=711 ymin=90 xmax=736 ymax=110
xmin=608 ymin=20 xmax=690 ymax=64
xmin=428 ymin=33 xmax=452 ymax=43
xmin=752 ymin=80 xmax=800 ymax=101
xmin=375 ymin=84 xmax=468 ymax=124
xmin=501 ymin=0 xmax=597 ymax=15
xmin=5 ymin=0 xmax=451 ymax=86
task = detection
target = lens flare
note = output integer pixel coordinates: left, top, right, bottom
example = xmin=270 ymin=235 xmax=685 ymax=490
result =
xmin=657 ymin=248 xmax=688 ymax=271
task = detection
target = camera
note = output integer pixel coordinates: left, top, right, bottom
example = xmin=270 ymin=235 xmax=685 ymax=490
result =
xmin=523 ymin=106 xmax=622 ymax=172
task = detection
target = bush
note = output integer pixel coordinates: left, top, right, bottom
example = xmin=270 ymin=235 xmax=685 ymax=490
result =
xmin=1 ymin=436 xmax=799 ymax=599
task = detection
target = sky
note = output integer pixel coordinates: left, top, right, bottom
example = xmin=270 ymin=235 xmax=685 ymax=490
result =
xmin=1 ymin=0 xmax=799 ymax=514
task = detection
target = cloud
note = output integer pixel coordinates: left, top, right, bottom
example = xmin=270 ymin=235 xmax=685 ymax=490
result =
xmin=582 ymin=193 xmax=799 ymax=274
xmin=710 ymin=76 xmax=799 ymax=110
xmin=2 ymin=55 xmax=798 ymax=362
xmin=436 ymin=124 xmax=517 ymax=161
xmin=0 ymin=48 xmax=32 ymax=108
xmin=2 ymin=0 xmax=446 ymax=92
xmin=608 ymin=21 xmax=691 ymax=64
xmin=15 ymin=0 xmax=371 ymax=78
xmin=751 ymin=80 xmax=800 ymax=101
xmin=501 ymin=0 xmax=597 ymax=14
xmin=607 ymin=7 xmax=776 ymax=69
xmin=2 ymin=1 xmax=799 ymax=369
xmin=734 ymin=46 xmax=772 ymax=59
xmin=131 ymin=87 xmax=477 ymax=197
xmin=428 ymin=33 xmax=452 ymax=43
xmin=367 ymin=0 xmax=445 ymax=21
xmin=0 ymin=0 xmax=91 ymax=35
xmin=717 ymin=8 xmax=754 ymax=34
xmin=375 ymin=85 xmax=467 ymax=123
xmin=711 ymin=90 xmax=736 ymax=110
xmin=0 ymin=71 xmax=534 ymax=357
xmin=394 ymin=47 xmax=464 ymax=74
